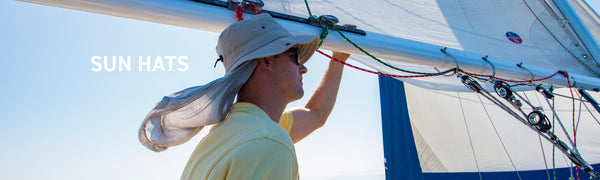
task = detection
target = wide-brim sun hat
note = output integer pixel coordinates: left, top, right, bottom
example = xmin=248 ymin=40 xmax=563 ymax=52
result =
xmin=139 ymin=13 xmax=319 ymax=152
xmin=218 ymin=13 xmax=319 ymax=73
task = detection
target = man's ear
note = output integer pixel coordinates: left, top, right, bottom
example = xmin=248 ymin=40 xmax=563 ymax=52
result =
xmin=257 ymin=57 xmax=273 ymax=71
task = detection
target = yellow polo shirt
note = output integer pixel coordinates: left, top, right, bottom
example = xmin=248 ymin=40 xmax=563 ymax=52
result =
xmin=279 ymin=110 xmax=294 ymax=134
xmin=181 ymin=102 xmax=297 ymax=180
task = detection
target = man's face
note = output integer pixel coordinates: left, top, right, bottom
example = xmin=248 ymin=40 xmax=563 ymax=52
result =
xmin=269 ymin=47 xmax=307 ymax=102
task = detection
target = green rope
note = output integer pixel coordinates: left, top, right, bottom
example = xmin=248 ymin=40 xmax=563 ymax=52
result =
xmin=304 ymin=0 xmax=458 ymax=76
xmin=552 ymin=95 xmax=557 ymax=180
xmin=304 ymin=0 xmax=318 ymax=22
xmin=332 ymin=26 xmax=455 ymax=75
xmin=304 ymin=0 xmax=313 ymax=17
xmin=317 ymin=24 xmax=328 ymax=49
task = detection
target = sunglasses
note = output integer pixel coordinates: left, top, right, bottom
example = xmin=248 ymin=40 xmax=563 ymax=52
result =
xmin=284 ymin=47 xmax=300 ymax=65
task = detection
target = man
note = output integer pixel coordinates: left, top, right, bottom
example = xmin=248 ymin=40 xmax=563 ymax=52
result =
xmin=139 ymin=14 xmax=350 ymax=179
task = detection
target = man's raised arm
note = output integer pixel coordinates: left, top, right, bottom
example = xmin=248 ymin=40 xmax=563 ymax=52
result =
xmin=289 ymin=51 xmax=350 ymax=143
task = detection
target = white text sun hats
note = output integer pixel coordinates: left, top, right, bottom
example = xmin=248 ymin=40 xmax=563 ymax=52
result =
xmin=218 ymin=13 xmax=319 ymax=73
xmin=139 ymin=14 xmax=319 ymax=152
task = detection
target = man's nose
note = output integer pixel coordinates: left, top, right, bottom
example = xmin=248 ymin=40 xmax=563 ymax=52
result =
xmin=299 ymin=64 xmax=307 ymax=74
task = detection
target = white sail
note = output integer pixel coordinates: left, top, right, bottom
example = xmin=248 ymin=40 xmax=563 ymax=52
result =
xmin=259 ymin=0 xmax=600 ymax=175
xmin=14 ymin=0 xmax=600 ymax=178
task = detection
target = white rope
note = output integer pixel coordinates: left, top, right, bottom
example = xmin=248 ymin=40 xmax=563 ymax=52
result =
xmin=515 ymin=90 xmax=536 ymax=110
xmin=457 ymin=92 xmax=483 ymax=180
xmin=524 ymin=90 xmax=555 ymax=180
xmin=554 ymin=92 xmax=587 ymax=102
xmin=541 ymin=97 xmax=579 ymax=154
xmin=538 ymin=135 xmax=552 ymax=180
xmin=477 ymin=94 xmax=522 ymax=180
xmin=581 ymin=100 xmax=600 ymax=127
xmin=576 ymin=96 xmax=582 ymax=135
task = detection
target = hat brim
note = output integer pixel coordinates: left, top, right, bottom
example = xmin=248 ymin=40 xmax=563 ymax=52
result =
xmin=228 ymin=35 xmax=319 ymax=73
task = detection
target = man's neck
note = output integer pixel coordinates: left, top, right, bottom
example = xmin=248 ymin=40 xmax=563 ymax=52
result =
xmin=237 ymin=91 xmax=287 ymax=123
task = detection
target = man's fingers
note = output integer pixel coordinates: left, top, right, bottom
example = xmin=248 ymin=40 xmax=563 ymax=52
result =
xmin=342 ymin=24 xmax=357 ymax=29
xmin=332 ymin=52 xmax=351 ymax=62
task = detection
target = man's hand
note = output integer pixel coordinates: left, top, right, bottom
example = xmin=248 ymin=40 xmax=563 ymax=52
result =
xmin=287 ymin=24 xmax=355 ymax=144
xmin=331 ymin=24 xmax=354 ymax=63
xmin=332 ymin=52 xmax=350 ymax=62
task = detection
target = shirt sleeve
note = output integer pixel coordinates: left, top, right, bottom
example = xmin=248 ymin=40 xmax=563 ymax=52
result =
xmin=279 ymin=110 xmax=294 ymax=134
xmin=207 ymin=138 xmax=298 ymax=180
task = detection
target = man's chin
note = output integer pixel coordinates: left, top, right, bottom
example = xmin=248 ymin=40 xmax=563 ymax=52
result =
xmin=290 ymin=90 xmax=304 ymax=102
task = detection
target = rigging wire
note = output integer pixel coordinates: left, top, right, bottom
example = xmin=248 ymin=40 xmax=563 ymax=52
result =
xmin=554 ymin=92 xmax=588 ymax=102
xmin=476 ymin=94 xmax=522 ymax=180
xmin=552 ymin=97 xmax=557 ymax=180
xmin=299 ymin=0 xmax=600 ymax=178
xmin=220 ymin=2 xmax=600 ymax=178
xmin=461 ymin=75 xmax=599 ymax=179
xmin=540 ymin=92 xmax=579 ymax=154
xmin=581 ymin=99 xmax=600 ymax=127
xmin=539 ymin=135 xmax=552 ymax=180
xmin=319 ymin=48 xmax=600 ymax=178
xmin=457 ymin=92 xmax=483 ymax=180
xmin=523 ymin=89 xmax=552 ymax=180
xmin=575 ymin=92 xmax=584 ymax=180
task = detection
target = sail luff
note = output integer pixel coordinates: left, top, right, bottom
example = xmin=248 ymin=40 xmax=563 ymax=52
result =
xmin=551 ymin=0 xmax=600 ymax=67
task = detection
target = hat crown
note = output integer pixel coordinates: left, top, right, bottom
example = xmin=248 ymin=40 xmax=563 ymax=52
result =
xmin=217 ymin=14 xmax=292 ymax=72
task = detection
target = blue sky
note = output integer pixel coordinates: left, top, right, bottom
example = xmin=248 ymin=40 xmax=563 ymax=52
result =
xmin=0 ymin=1 xmax=383 ymax=179
xmin=1 ymin=1 xmax=599 ymax=179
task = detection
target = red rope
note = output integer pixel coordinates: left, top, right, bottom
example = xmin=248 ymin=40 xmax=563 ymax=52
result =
xmin=235 ymin=5 xmax=244 ymax=21
xmin=249 ymin=4 xmax=262 ymax=14
xmin=317 ymin=50 xmax=566 ymax=82
xmin=232 ymin=0 xmax=562 ymax=84
xmin=564 ymin=72 xmax=580 ymax=180
xmin=316 ymin=50 xmax=453 ymax=78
